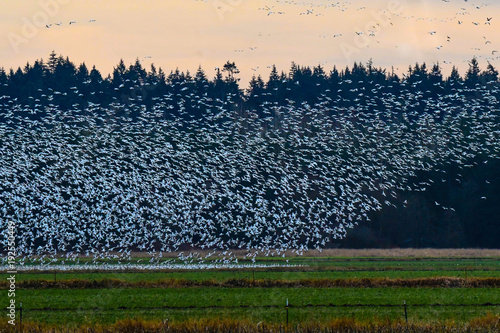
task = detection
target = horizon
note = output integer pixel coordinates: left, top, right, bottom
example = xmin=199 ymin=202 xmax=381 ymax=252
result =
xmin=0 ymin=51 xmax=491 ymax=89
xmin=1 ymin=0 xmax=499 ymax=85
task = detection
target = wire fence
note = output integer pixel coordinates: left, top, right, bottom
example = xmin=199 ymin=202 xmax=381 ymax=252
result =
xmin=4 ymin=301 xmax=499 ymax=328
xmin=6 ymin=302 xmax=500 ymax=312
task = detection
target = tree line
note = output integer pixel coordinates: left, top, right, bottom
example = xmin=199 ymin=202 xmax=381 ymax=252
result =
xmin=1 ymin=51 xmax=499 ymax=115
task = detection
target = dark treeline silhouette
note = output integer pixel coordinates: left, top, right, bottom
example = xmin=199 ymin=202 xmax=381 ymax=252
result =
xmin=0 ymin=51 xmax=242 ymax=119
xmin=246 ymin=58 xmax=499 ymax=112
xmin=342 ymin=158 xmax=500 ymax=249
xmin=1 ymin=51 xmax=499 ymax=117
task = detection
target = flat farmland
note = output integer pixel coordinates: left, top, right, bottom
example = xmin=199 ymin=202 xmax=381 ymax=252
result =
xmin=10 ymin=287 xmax=499 ymax=325
xmin=1 ymin=251 xmax=499 ymax=332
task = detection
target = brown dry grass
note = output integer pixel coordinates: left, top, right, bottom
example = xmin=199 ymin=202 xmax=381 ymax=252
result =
xmin=3 ymin=277 xmax=499 ymax=289
xmin=127 ymin=248 xmax=500 ymax=259
xmin=298 ymin=248 xmax=500 ymax=258
xmin=0 ymin=314 xmax=498 ymax=332
xmin=19 ymin=248 xmax=500 ymax=262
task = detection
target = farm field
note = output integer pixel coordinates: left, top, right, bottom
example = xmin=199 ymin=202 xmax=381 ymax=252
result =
xmin=1 ymin=250 xmax=499 ymax=332
xmin=2 ymin=258 xmax=500 ymax=282
xmin=9 ymin=287 xmax=500 ymax=325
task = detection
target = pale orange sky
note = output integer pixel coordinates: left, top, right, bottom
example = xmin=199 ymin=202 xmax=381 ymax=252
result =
xmin=1 ymin=0 xmax=499 ymax=86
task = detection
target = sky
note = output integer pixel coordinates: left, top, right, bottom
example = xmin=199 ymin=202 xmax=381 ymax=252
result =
xmin=1 ymin=0 xmax=499 ymax=86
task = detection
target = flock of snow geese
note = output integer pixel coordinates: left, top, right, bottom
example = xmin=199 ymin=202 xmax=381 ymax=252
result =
xmin=45 ymin=19 xmax=96 ymax=29
xmin=0 ymin=76 xmax=499 ymax=269
xmin=1 ymin=0 xmax=499 ymax=269
xmin=213 ymin=0 xmax=499 ymax=72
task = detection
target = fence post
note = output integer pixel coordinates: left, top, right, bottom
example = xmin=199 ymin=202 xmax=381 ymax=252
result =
xmin=20 ymin=302 xmax=23 ymax=330
xmin=286 ymin=298 xmax=289 ymax=326
xmin=54 ymin=270 xmax=57 ymax=283
xmin=403 ymin=300 xmax=408 ymax=323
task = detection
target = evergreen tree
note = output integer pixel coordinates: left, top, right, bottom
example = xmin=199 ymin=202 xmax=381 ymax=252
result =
xmin=77 ymin=63 xmax=90 ymax=83
xmin=0 ymin=67 xmax=7 ymax=89
xmin=265 ymin=65 xmax=280 ymax=102
xmin=429 ymin=63 xmax=444 ymax=95
xmin=342 ymin=66 xmax=351 ymax=80
xmin=147 ymin=63 xmax=158 ymax=84
xmin=89 ymin=65 xmax=103 ymax=83
xmin=47 ymin=50 xmax=59 ymax=74
xmin=267 ymin=65 xmax=280 ymax=89
xmin=289 ymin=62 xmax=299 ymax=81
xmin=209 ymin=67 xmax=224 ymax=100
xmin=156 ymin=67 xmax=168 ymax=95
xmin=328 ymin=66 xmax=340 ymax=86
xmin=429 ymin=63 xmax=443 ymax=83
xmin=185 ymin=69 xmax=193 ymax=82
xmin=28 ymin=60 xmax=46 ymax=96
xmin=88 ymin=65 xmax=104 ymax=100
xmin=222 ymin=61 xmax=240 ymax=83
xmin=312 ymin=64 xmax=327 ymax=90
xmin=214 ymin=67 xmax=223 ymax=85
xmin=130 ymin=58 xmax=147 ymax=82
xmin=481 ymin=62 xmax=498 ymax=83
xmin=388 ymin=66 xmax=400 ymax=83
xmin=221 ymin=61 xmax=241 ymax=102
xmin=410 ymin=63 xmax=428 ymax=83
xmin=56 ymin=57 xmax=77 ymax=84
xmin=465 ymin=57 xmax=481 ymax=87
xmin=194 ymin=65 xmax=209 ymax=96
xmin=366 ymin=60 xmax=386 ymax=85
xmin=247 ymin=74 xmax=265 ymax=109
xmin=447 ymin=65 xmax=462 ymax=88
xmin=268 ymin=65 xmax=279 ymax=82
xmin=8 ymin=67 xmax=24 ymax=98
xmin=112 ymin=59 xmax=127 ymax=88
xmin=351 ymin=62 xmax=367 ymax=81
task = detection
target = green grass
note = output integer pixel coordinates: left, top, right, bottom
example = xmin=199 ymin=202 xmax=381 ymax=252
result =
xmin=7 ymin=287 xmax=499 ymax=325
xmin=3 ymin=257 xmax=499 ymax=283
xmin=2 ymin=255 xmax=499 ymax=327
xmin=16 ymin=256 xmax=500 ymax=268
xmin=282 ymin=257 xmax=500 ymax=269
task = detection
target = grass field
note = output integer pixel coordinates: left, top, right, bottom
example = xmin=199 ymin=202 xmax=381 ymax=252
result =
xmin=12 ymin=287 xmax=500 ymax=324
xmin=1 ymin=249 xmax=499 ymax=332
